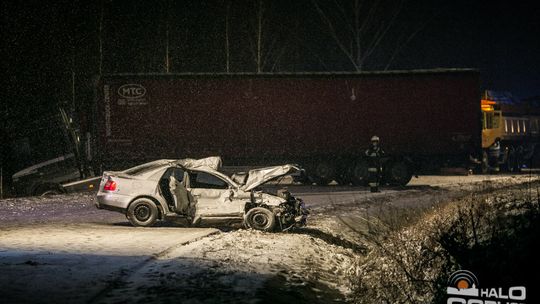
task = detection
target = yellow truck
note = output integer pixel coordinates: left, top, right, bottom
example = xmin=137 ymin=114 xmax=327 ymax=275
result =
xmin=481 ymin=91 xmax=540 ymax=172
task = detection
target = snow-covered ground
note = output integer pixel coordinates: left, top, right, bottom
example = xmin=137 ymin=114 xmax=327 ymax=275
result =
xmin=100 ymin=228 xmax=360 ymax=303
xmin=1 ymin=174 xmax=538 ymax=303
xmin=0 ymin=225 xmax=218 ymax=303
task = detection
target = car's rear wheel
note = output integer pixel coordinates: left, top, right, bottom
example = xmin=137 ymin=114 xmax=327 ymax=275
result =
xmin=244 ymin=207 xmax=276 ymax=232
xmin=127 ymin=198 xmax=158 ymax=227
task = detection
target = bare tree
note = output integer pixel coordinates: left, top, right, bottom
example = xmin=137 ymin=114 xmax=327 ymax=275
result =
xmin=312 ymin=0 xmax=407 ymax=71
xmin=225 ymin=0 xmax=231 ymax=73
xmin=246 ymin=0 xmax=287 ymax=73
xmin=384 ymin=26 xmax=425 ymax=70
xmin=255 ymin=0 xmax=264 ymax=73
xmin=98 ymin=0 xmax=104 ymax=76
xmin=164 ymin=0 xmax=171 ymax=73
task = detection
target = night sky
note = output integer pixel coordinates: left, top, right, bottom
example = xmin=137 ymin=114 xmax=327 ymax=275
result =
xmin=1 ymin=0 xmax=540 ymax=174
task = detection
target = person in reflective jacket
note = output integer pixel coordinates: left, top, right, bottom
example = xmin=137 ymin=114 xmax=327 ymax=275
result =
xmin=365 ymin=135 xmax=385 ymax=193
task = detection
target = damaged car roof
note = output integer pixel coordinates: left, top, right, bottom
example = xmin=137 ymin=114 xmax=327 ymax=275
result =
xmin=172 ymin=156 xmax=222 ymax=170
xmin=119 ymin=157 xmax=223 ymax=177
xmin=120 ymin=157 xmax=299 ymax=191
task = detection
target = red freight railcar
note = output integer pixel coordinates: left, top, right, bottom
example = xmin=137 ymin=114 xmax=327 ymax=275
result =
xmin=93 ymin=69 xmax=481 ymax=185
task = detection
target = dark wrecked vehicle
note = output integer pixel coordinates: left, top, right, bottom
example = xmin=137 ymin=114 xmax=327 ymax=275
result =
xmin=95 ymin=157 xmax=308 ymax=231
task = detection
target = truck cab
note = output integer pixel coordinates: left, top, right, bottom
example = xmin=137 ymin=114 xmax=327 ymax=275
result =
xmin=481 ymin=99 xmax=503 ymax=149
xmin=480 ymin=91 xmax=540 ymax=172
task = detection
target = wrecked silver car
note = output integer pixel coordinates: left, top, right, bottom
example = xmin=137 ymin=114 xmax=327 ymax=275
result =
xmin=95 ymin=157 xmax=308 ymax=231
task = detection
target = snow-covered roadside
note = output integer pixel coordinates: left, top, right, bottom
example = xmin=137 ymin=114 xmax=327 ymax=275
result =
xmin=99 ymin=225 xmax=362 ymax=303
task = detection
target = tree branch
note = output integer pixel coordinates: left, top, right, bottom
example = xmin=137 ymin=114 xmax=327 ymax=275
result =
xmin=360 ymin=0 xmax=403 ymax=64
xmin=312 ymin=0 xmax=360 ymax=70
xmin=384 ymin=6 xmax=439 ymax=70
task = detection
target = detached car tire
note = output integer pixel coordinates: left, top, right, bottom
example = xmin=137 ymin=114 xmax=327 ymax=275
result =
xmin=127 ymin=198 xmax=158 ymax=227
xmin=244 ymin=207 xmax=276 ymax=232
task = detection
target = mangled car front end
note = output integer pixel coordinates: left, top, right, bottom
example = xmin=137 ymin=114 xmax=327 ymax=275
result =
xmin=246 ymin=189 xmax=308 ymax=231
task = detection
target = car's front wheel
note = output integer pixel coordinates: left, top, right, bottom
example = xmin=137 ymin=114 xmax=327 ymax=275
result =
xmin=127 ymin=198 xmax=158 ymax=227
xmin=244 ymin=207 xmax=276 ymax=232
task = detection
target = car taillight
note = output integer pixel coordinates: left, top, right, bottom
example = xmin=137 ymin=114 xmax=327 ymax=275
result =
xmin=103 ymin=179 xmax=117 ymax=191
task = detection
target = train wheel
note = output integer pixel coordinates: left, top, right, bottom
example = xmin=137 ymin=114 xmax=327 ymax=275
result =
xmin=387 ymin=161 xmax=412 ymax=186
xmin=311 ymin=161 xmax=336 ymax=185
xmin=351 ymin=159 xmax=369 ymax=186
xmin=334 ymin=162 xmax=352 ymax=185
xmin=335 ymin=172 xmax=351 ymax=185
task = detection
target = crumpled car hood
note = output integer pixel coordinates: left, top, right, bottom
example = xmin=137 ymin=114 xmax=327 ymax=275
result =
xmin=173 ymin=156 xmax=222 ymax=170
xmin=241 ymin=164 xmax=300 ymax=191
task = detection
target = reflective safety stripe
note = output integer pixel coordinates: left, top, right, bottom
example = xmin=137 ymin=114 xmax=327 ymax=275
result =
xmin=489 ymin=144 xmax=501 ymax=157
xmin=369 ymin=183 xmax=378 ymax=187
xmin=368 ymin=168 xmax=378 ymax=172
